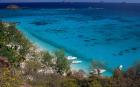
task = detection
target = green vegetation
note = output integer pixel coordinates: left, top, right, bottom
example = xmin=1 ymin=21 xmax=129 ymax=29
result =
xmin=0 ymin=22 xmax=31 ymax=66
xmin=41 ymin=52 xmax=53 ymax=67
xmin=0 ymin=68 xmax=23 ymax=87
xmin=55 ymin=50 xmax=70 ymax=75
xmin=0 ymin=22 xmax=140 ymax=87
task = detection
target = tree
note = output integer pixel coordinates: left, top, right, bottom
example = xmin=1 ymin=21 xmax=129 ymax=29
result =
xmin=55 ymin=50 xmax=70 ymax=75
xmin=125 ymin=61 xmax=140 ymax=78
xmin=41 ymin=52 xmax=53 ymax=67
xmin=113 ymin=68 xmax=124 ymax=80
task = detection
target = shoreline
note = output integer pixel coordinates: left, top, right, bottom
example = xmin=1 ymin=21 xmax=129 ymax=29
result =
xmin=16 ymin=26 xmax=86 ymax=72
xmin=1 ymin=21 xmax=115 ymax=76
xmin=16 ymin=25 xmax=113 ymax=76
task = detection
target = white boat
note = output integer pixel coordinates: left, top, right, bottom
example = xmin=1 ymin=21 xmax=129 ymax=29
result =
xmin=72 ymin=60 xmax=82 ymax=64
xmin=91 ymin=69 xmax=106 ymax=74
xmin=66 ymin=56 xmax=77 ymax=60
xmin=119 ymin=65 xmax=123 ymax=70
xmin=99 ymin=69 xmax=106 ymax=73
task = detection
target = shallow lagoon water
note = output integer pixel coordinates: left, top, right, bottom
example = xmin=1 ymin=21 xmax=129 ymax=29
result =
xmin=1 ymin=7 xmax=140 ymax=75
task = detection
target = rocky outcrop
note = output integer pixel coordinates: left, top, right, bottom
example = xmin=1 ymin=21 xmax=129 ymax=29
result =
xmin=0 ymin=57 xmax=10 ymax=67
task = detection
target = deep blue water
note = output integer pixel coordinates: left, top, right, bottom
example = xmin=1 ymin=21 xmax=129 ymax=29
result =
xmin=0 ymin=3 xmax=140 ymax=75
xmin=0 ymin=2 xmax=140 ymax=9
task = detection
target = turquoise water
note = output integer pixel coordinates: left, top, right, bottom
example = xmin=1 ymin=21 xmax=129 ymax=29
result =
xmin=0 ymin=8 xmax=140 ymax=75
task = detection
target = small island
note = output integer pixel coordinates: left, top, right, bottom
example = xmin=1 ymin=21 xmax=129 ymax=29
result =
xmin=6 ymin=5 xmax=21 ymax=10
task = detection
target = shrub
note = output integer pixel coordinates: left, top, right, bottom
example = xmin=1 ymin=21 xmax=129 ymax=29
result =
xmin=0 ymin=68 xmax=23 ymax=87
xmin=55 ymin=50 xmax=70 ymax=75
xmin=89 ymin=80 xmax=102 ymax=87
xmin=61 ymin=78 xmax=79 ymax=87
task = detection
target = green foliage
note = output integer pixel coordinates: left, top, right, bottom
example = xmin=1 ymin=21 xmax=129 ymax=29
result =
xmin=89 ymin=80 xmax=102 ymax=87
xmin=62 ymin=78 xmax=79 ymax=87
xmin=41 ymin=52 xmax=53 ymax=67
xmin=24 ymin=60 xmax=42 ymax=75
xmin=113 ymin=69 xmax=123 ymax=80
xmin=28 ymin=73 xmax=62 ymax=87
xmin=0 ymin=22 xmax=31 ymax=66
xmin=55 ymin=50 xmax=70 ymax=75
xmin=0 ymin=68 xmax=23 ymax=87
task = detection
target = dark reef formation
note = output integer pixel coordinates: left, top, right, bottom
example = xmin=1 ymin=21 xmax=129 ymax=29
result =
xmin=113 ymin=47 xmax=139 ymax=56
xmin=30 ymin=21 xmax=49 ymax=26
